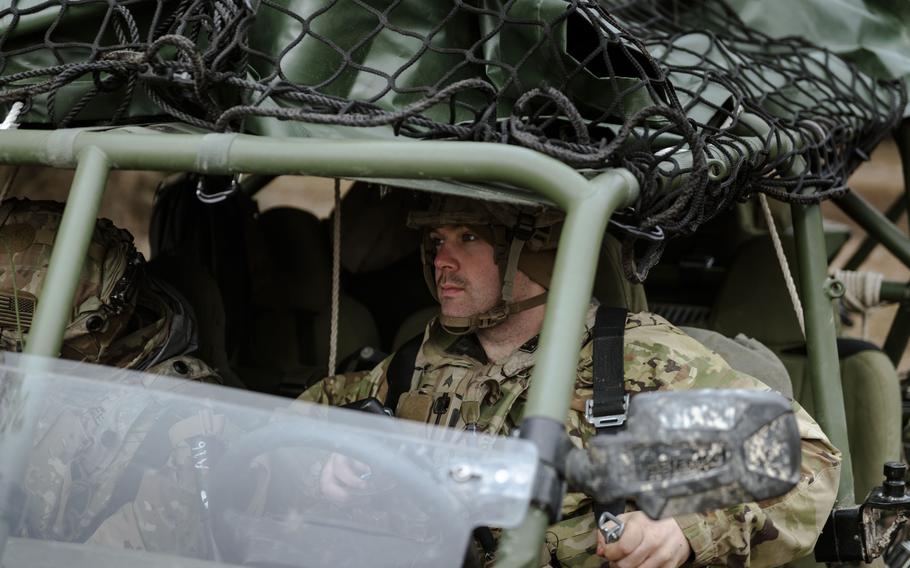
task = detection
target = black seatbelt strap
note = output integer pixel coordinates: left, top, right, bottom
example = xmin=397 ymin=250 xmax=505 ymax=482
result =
xmin=588 ymin=306 xmax=629 ymax=432
xmin=589 ymin=305 xmax=629 ymax=520
xmin=385 ymin=333 xmax=423 ymax=414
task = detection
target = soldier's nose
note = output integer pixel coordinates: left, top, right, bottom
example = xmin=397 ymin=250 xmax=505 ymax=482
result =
xmin=434 ymin=246 xmax=458 ymax=271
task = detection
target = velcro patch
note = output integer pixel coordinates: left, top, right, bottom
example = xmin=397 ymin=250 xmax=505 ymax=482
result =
xmin=0 ymin=290 xmax=37 ymax=331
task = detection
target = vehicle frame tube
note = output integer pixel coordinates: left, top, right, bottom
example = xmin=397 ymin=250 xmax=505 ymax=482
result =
xmin=791 ymin=203 xmax=855 ymax=505
xmin=0 ymin=127 xmax=639 ymax=567
xmin=0 ymin=145 xmax=110 ymax=556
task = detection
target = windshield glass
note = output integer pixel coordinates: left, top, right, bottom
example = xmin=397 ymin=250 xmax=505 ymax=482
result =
xmin=0 ymin=353 xmax=536 ymax=568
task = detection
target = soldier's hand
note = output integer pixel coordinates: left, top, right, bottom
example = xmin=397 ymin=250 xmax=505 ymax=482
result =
xmin=319 ymin=453 xmax=372 ymax=502
xmin=595 ymin=511 xmax=690 ymax=568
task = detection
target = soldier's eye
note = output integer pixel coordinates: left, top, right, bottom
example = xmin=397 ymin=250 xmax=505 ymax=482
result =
xmin=462 ymin=232 xmax=477 ymax=242
xmin=429 ymin=235 xmax=444 ymax=249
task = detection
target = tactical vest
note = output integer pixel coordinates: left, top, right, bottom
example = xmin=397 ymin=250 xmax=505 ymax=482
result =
xmin=385 ymin=306 xmax=630 ymax=568
xmin=391 ymin=332 xmax=534 ymax=436
xmin=387 ymin=306 xmax=629 ymax=438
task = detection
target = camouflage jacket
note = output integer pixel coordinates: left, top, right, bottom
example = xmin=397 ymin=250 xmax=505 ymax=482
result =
xmin=300 ymin=307 xmax=841 ymax=567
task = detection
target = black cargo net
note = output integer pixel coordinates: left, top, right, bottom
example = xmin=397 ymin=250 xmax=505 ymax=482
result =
xmin=0 ymin=0 xmax=905 ymax=280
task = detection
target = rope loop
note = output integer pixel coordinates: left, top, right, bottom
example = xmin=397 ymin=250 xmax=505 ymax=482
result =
xmin=0 ymin=102 xmax=24 ymax=130
xmin=759 ymin=193 xmax=806 ymax=339
xmin=834 ymin=268 xmax=885 ymax=339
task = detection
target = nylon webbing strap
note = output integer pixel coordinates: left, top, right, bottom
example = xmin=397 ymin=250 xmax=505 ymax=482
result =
xmin=386 ymin=333 xmax=423 ymax=414
xmin=591 ymin=305 xmax=629 ymax=521
xmin=589 ymin=306 xmax=628 ymax=430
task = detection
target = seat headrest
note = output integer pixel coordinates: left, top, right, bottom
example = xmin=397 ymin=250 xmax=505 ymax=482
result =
xmin=255 ymin=207 xmax=330 ymax=311
xmin=709 ymin=236 xmax=804 ymax=347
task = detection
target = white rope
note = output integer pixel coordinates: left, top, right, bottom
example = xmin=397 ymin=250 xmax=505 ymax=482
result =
xmin=834 ymin=268 xmax=884 ymax=339
xmin=759 ymin=193 xmax=806 ymax=338
xmin=0 ymin=102 xmax=23 ymax=130
xmin=328 ymin=178 xmax=341 ymax=376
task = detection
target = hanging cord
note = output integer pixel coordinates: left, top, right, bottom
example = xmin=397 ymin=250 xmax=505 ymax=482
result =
xmin=0 ymin=102 xmax=24 ymax=130
xmin=834 ymin=268 xmax=884 ymax=339
xmin=328 ymin=178 xmax=341 ymax=377
xmin=759 ymin=193 xmax=806 ymax=338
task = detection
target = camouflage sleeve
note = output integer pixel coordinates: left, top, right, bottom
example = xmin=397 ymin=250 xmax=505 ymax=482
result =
xmin=296 ymin=355 xmax=394 ymax=406
xmin=625 ymin=317 xmax=840 ymax=567
xmin=674 ymin=403 xmax=840 ymax=567
xmin=546 ymin=314 xmax=841 ymax=567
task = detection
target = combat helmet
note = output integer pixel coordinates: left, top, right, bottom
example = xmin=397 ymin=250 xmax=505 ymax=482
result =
xmin=0 ymin=198 xmax=199 ymax=369
xmin=407 ymin=195 xmax=562 ymax=334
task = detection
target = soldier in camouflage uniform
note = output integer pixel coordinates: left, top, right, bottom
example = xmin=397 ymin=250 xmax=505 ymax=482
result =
xmin=0 ymin=198 xmax=222 ymax=552
xmin=300 ymin=195 xmax=841 ymax=567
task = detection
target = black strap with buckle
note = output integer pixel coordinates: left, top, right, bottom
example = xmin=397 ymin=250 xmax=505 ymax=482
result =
xmin=589 ymin=305 xmax=629 ymax=521
xmin=589 ymin=306 xmax=629 ymax=432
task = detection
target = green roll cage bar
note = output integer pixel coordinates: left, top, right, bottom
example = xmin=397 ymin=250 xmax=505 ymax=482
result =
xmin=0 ymin=116 xmax=908 ymax=566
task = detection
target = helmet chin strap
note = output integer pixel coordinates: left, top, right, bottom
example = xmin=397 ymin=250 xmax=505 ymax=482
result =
xmin=438 ymin=292 xmax=548 ymax=336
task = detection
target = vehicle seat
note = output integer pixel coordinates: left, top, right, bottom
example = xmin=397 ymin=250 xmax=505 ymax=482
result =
xmin=146 ymin=254 xmax=245 ymax=389
xmin=241 ymin=206 xmax=381 ymax=396
xmin=595 ymin=232 xmax=792 ymax=396
xmin=710 ymin=235 xmax=903 ymax=500
xmin=680 ymin=326 xmax=793 ymax=399
xmin=337 ymin=184 xmax=435 ymax=351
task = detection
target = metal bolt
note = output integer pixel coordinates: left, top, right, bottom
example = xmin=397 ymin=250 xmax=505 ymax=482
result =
xmin=824 ymin=276 xmax=846 ymax=299
xmin=450 ymin=464 xmax=476 ymax=483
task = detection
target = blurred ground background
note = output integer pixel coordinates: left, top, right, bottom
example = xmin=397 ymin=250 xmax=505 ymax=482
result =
xmin=828 ymin=139 xmax=909 ymax=374
xmin=0 ymin=135 xmax=906 ymax=373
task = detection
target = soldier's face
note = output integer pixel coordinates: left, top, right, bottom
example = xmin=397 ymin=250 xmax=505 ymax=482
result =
xmin=430 ymin=225 xmax=501 ymax=318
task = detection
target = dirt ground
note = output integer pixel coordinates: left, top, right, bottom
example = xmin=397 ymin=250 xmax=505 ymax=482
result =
xmin=2 ymin=136 xmax=907 ymax=373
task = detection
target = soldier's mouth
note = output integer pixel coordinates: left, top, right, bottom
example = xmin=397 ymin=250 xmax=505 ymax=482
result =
xmin=439 ymin=285 xmax=465 ymax=298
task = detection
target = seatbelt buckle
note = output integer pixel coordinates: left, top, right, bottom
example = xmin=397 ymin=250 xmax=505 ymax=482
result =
xmin=585 ymin=394 xmax=630 ymax=428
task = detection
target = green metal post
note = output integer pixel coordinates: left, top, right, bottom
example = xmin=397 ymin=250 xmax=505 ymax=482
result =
xmin=835 ymin=191 xmax=910 ymax=269
xmin=885 ymin=302 xmax=910 ymax=367
xmin=0 ymin=128 xmax=644 ymax=567
xmin=835 ymin=188 xmax=910 ymax=366
xmin=879 ymin=281 xmax=910 ymax=303
xmin=495 ymin=509 xmax=552 ymax=568
xmin=0 ymin=145 xmax=110 ymax=558
xmin=843 ymin=196 xmax=905 ymax=271
xmin=522 ymin=170 xmax=639 ymax=422
xmin=25 ymin=146 xmax=110 ymax=356
xmin=897 ymin=119 xmax=910 ymax=222
xmin=887 ymin=120 xmax=910 ymax=366
xmin=791 ymin=203 xmax=855 ymax=506
xmin=496 ymin=169 xmax=639 ymax=568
